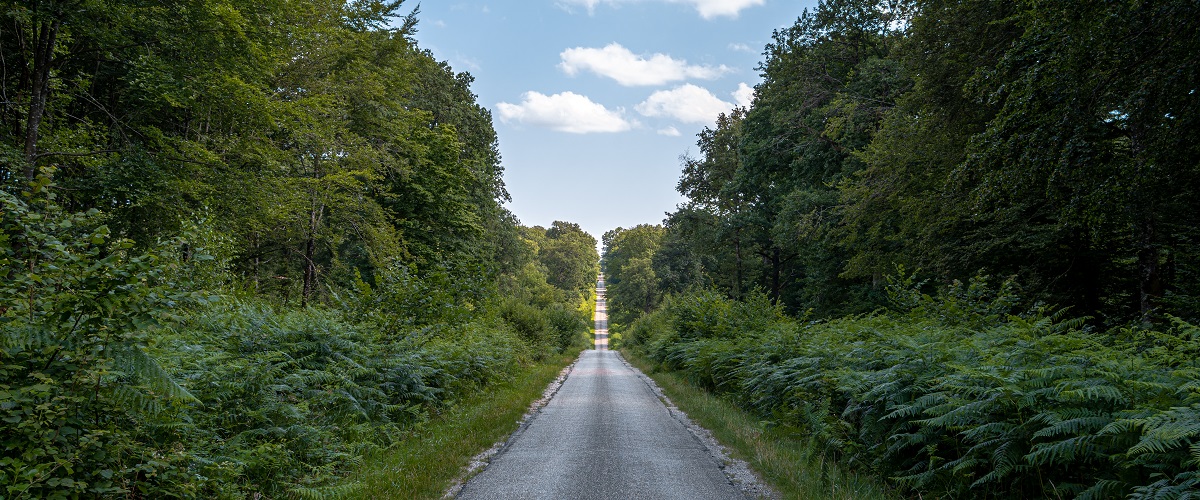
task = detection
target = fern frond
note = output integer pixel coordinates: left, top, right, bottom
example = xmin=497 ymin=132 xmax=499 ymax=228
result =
xmin=112 ymin=342 xmax=199 ymax=403
xmin=111 ymin=384 xmax=163 ymax=415
xmin=288 ymin=481 xmax=361 ymax=499
xmin=1032 ymin=413 xmax=1112 ymax=439
xmin=1128 ymin=418 xmax=1200 ymax=455
xmin=1026 ymin=435 xmax=1102 ymax=466
xmin=1076 ymin=479 xmax=1129 ymax=500
xmin=1058 ymin=379 xmax=1127 ymax=405
xmin=2 ymin=325 xmax=59 ymax=351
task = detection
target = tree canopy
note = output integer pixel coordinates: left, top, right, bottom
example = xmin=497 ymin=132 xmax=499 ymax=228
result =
xmin=631 ymin=0 xmax=1200 ymax=326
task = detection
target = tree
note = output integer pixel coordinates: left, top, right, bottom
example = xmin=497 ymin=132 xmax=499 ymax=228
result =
xmin=602 ymin=224 xmax=664 ymax=324
xmin=535 ymin=221 xmax=599 ymax=298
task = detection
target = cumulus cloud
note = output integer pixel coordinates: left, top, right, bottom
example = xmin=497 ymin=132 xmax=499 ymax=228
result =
xmin=560 ymin=0 xmax=763 ymax=19
xmin=657 ymin=126 xmax=682 ymax=136
xmin=636 ymin=84 xmax=733 ymax=124
xmin=559 ymin=43 xmax=730 ymax=87
xmin=681 ymin=0 xmax=764 ymax=19
xmin=496 ymin=91 xmax=632 ymax=134
xmin=728 ymin=42 xmax=753 ymax=53
xmin=732 ymin=82 xmax=754 ymax=108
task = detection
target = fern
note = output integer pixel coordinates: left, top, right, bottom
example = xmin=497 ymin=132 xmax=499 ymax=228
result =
xmin=1126 ymin=405 xmax=1200 ymax=456
xmin=111 ymin=342 xmax=198 ymax=404
xmin=288 ymin=481 xmax=362 ymax=499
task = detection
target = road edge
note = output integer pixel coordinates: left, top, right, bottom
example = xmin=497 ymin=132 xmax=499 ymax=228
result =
xmin=441 ymin=355 xmax=581 ymax=499
xmin=616 ymin=351 xmax=781 ymax=500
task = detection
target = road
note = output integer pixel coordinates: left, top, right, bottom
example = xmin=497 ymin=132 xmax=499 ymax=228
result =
xmin=456 ymin=277 xmax=745 ymax=499
xmin=594 ymin=275 xmax=608 ymax=350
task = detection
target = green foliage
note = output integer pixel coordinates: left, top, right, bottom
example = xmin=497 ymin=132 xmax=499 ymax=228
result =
xmin=497 ymin=297 xmax=590 ymax=357
xmin=0 ymin=176 xmax=205 ymax=498
xmin=0 ymin=1 xmax=601 ymax=495
xmin=648 ymin=0 xmax=1200 ymax=326
xmin=629 ymin=278 xmax=1200 ymax=498
xmin=0 ymin=178 xmax=593 ymax=496
xmin=530 ymin=222 xmax=600 ymax=300
xmin=147 ymin=300 xmax=523 ymax=497
xmin=602 ymin=224 xmax=665 ymax=325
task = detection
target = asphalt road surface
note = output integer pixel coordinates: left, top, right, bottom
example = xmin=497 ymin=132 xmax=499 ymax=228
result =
xmin=456 ymin=278 xmax=744 ymax=499
xmin=594 ymin=276 xmax=608 ymax=350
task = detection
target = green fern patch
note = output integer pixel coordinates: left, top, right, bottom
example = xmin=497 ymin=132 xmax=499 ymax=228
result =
xmin=626 ymin=282 xmax=1200 ymax=498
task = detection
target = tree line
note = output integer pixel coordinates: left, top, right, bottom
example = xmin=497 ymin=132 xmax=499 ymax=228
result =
xmin=607 ymin=0 xmax=1198 ymax=327
xmin=605 ymin=0 xmax=1200 ymax=497
xmin=1 ymin=0 xmax=599 ymax=496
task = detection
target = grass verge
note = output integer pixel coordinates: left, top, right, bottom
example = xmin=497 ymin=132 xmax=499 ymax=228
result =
xmin=622 ymin=349 xmax=896 ymax=500
xmin=352 ymin=349 xmax=582 ymax=499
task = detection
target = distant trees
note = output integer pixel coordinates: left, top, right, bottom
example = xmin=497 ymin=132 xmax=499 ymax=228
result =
xmin=524 ymin=221 xmax=600 ymax=300
xmin=602 ymin=225 xmax=665 ymax=324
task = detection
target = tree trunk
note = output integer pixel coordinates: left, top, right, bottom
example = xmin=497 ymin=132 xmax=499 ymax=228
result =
xmin=23 ymin=20 xmax=60 ymax=179
xmin=1129 ymin=114 xmax=1163 ymax=324
xmin=732 ymin=229 xmax=742 ymax=299
xmin=770 ymin=247 xmax=782 ymax=305
xmin=1137 ymin=216 xmax=1163 ymax=323
xmin=302 ymin=230 xmax=317 ymax=307
xmin=301 ymin=156 xmax=323 ymax=307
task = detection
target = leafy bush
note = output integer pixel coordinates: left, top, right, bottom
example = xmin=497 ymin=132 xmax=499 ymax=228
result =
xmin=632 ymin=281 xmax=1200 ymax=498
xmin=0 ymin=180 xmax=204 ymax=498
xmin=544 ymin=302 xmax=588 ymax=352
xmin=497 ymin=296 xmax=590 ymax=356
xmin=1 ymin=177 xmax=591 ymax=497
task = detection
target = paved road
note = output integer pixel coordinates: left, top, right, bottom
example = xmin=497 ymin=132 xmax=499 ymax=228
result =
xmin=456 ymin=278 xmax=744 ymax=499
xmin=595 ymin=276 xmax=608 ymax=350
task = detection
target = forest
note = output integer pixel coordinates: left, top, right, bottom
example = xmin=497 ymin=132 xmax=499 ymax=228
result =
xmin=605 ymin=0 xmax=1200 ymax=498
xmin=1 ymin=0 xmax=600 ymax=497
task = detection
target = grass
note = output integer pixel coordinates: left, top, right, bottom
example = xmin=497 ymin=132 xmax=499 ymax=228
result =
xmin=622 ymin=349 xmax=896 ymax=500
xmin=352 ymin=348 xmax=583 ymax=499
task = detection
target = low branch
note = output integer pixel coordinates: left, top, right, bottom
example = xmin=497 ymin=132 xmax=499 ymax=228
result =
xmin=33 ymin=149 xmax=118 ymax=159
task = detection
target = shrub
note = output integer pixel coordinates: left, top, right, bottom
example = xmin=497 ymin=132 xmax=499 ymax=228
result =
xmin=0 ymin=181 xmax=204 ymax=498
xmin=632 ymin=281 xmax=1200 ymax=498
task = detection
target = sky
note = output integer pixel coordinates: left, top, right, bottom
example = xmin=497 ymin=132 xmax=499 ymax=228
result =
xmin=409 ymin=0 xmax=819 ymax=246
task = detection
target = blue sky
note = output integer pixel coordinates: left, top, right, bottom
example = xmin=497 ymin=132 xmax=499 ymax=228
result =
xmin=410 ymin=0 xmax=818 ymax=245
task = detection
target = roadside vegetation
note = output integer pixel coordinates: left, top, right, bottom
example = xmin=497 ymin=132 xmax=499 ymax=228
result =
xmin=623 ymin=350 xmax=895 ymax=499
xmin=606 ymin=0 xmax=1200 ymax=498
xmin=0 ymin=0 xmax=599 ymax=497
xmin=353 ymin=349 xmax=582 ymax=499
xmin=617 ymin=284 xmax=1200 ymax=498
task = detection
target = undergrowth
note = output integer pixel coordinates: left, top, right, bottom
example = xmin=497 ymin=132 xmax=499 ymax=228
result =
xmin=623 ymin=350 xmax=896 ymax=499
xmin=619 ymin=278 xmax=1200 ymax=499
xmin=0 ymin=184 xmax=595 ymax=498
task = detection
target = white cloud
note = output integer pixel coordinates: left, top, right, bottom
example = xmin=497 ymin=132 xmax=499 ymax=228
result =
xmin=559 ymin=43 xmax=730 ymax=87
xmin=728 ymin=42 xmax=752 ymax=53
xmin=496 ymin=91 xmax=632 ymax=134
xmin=636 ymin=84 xmax=733 ymax=124
xmin=680 ymin=0 xmax=764 ymax=19
xmin=732 ymin=82 xmax=754 ymax=108
xmin=559 ymin=0 xmax=763 ymax=19
xmin=657 ymin=126 xmax=682 ymax=136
